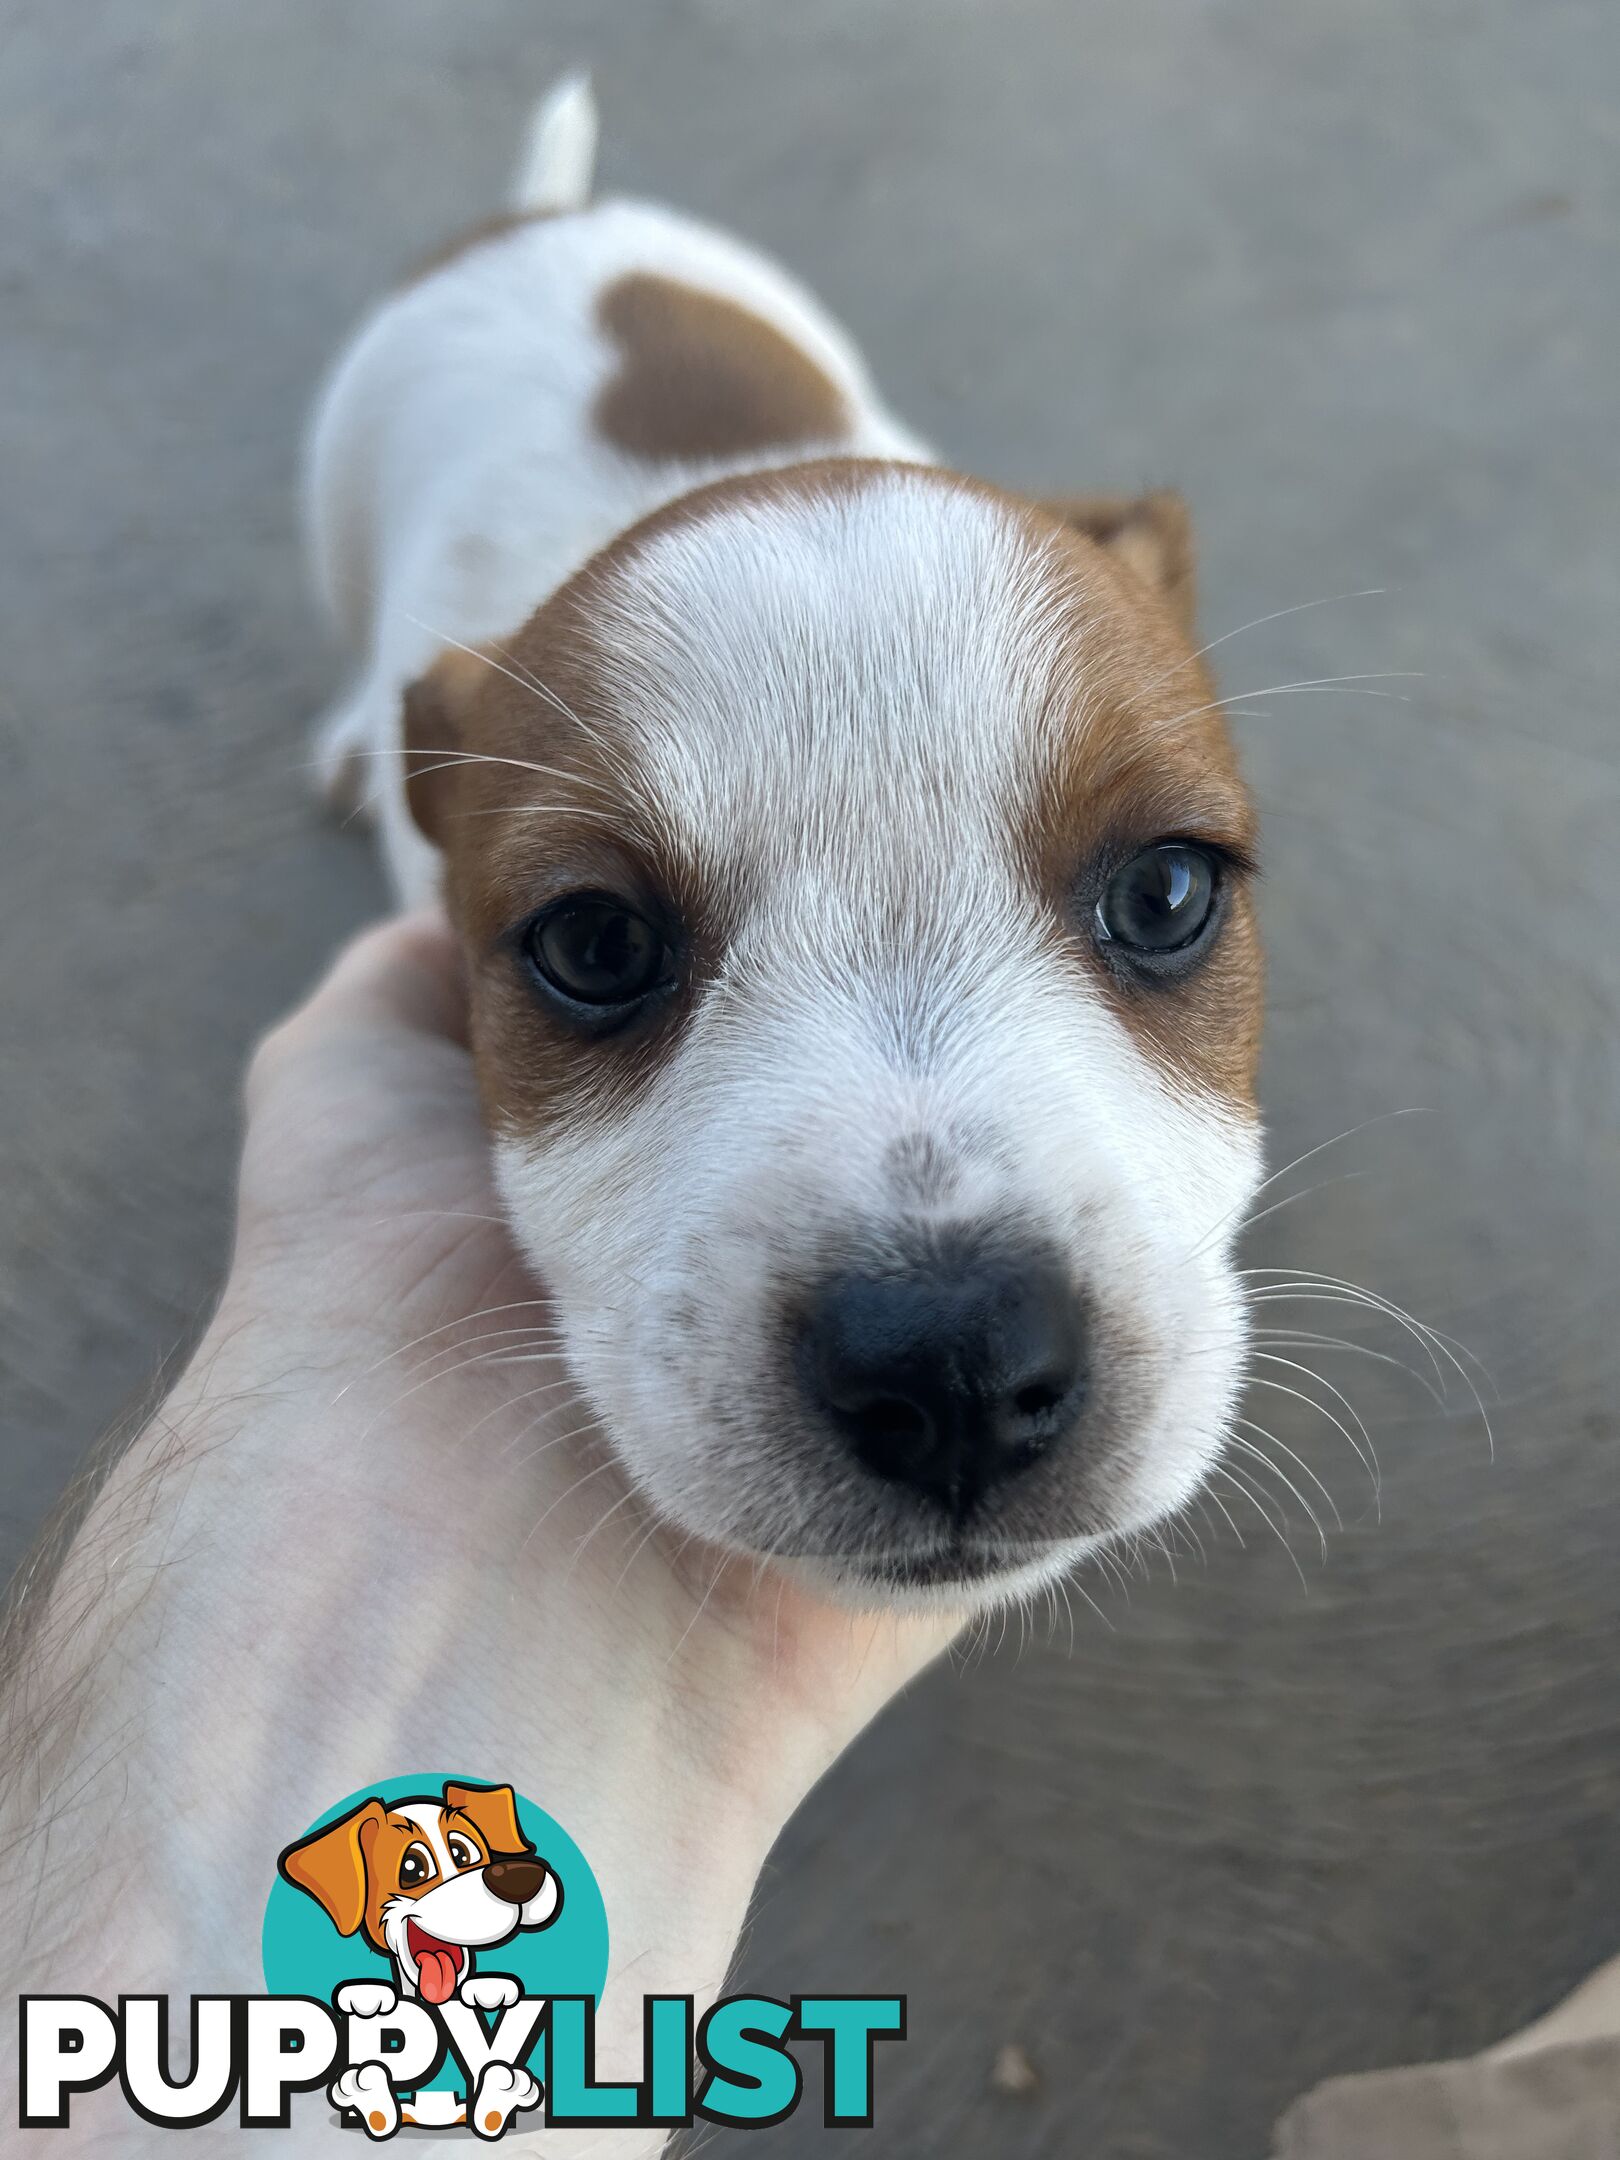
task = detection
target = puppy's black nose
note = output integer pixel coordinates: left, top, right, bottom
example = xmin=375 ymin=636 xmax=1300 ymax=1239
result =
xmin=484 ymin=1857 xmax=547 ymax=1907
xmin=802 ymin=1257 xmax=1087 ymax=1508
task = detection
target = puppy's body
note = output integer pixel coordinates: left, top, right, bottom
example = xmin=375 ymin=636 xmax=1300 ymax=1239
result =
xmin=309 ymin=76 xmax=929 ymax=904
xmin=308 ymin=81 xmax=1265 ymax=1607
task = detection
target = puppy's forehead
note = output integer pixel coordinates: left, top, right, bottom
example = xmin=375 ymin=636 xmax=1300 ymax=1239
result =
xmin=598 ymin=470 xmax=1053 ymax=835
xmin=572 ymin=463 xmax=1243 ymax=891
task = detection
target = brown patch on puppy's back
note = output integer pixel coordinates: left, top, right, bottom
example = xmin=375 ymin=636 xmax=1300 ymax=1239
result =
xmin=594 ymin=273 xmax=850 ymax=462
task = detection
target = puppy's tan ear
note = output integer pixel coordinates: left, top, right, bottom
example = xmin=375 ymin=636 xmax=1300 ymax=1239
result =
xmin=402 ymin=647 xmax=490 ymax=846
xmin=1041 ymin=490 xmax=1196 ymax=634
xmin=444 ymin=1781 xmax=531 ymax=1860
xmin=277 ymin=1798 xmax=386 ymax=1936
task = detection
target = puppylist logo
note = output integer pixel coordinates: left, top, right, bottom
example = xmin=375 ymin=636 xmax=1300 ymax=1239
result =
xmin=18 ymin=1773 xmax=906 ymax=2138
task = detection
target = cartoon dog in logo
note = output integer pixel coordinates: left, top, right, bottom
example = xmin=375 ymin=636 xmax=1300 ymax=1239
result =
xmin=279 ymin=1780 xmax=562 ymax=2135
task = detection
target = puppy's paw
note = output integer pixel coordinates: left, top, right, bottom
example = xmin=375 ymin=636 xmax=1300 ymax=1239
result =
xmin=334 ymin=1980 xmax=397 ymax=2019
xmin=459 ymin=1971 xmax=521 ymax=2012
xmin=470 ymin=2061 xmax=541 ymax=2139
xmin=330 ymin=2062 xmax=399 ymax=2138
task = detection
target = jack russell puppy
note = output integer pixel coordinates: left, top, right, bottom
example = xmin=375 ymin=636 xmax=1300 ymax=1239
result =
xmin=307 ymin=77 xmax=1264 ymax=1610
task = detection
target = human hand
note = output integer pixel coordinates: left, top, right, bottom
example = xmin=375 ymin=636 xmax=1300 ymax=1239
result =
xmin=3 ymin=913 xmax=956 ymax=2128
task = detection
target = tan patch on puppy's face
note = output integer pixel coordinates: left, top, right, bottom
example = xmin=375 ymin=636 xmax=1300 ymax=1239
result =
xmin=1039 ymin=490 xmax=1198 ymax=636
xmin=1011 ymin=500 xmax=1262 ymax=1108
xmin=401 ymin=623 xmax=718 ymax=1149
xmin=593 ymin=273 xmax=850 ymax=462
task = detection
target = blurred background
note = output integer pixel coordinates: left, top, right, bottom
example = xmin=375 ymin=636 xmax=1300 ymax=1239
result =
xmin=1 ymin=3 xmax=1615 ymax=2153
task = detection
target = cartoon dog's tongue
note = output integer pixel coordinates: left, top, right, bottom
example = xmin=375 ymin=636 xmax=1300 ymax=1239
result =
xmin=406 ymin=1921 xmax=463 ymax=2005
xmin=417 ymin=1948 xmax=459 ymax=2004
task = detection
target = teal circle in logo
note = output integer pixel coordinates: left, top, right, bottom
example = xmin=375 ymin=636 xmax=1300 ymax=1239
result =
xmin=262 ymin=1773 xmax=609 ymax=2099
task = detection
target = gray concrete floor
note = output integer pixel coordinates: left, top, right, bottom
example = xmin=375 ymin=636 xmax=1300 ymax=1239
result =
xmin=3 ymin=3 xmax=1617 ymax=2153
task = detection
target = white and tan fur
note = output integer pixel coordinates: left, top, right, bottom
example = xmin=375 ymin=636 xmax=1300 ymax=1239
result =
xmin=308 ymin=74 xmax=930 ymax=903
xmin=306 ymin=76 xmax=1265 ymax=1610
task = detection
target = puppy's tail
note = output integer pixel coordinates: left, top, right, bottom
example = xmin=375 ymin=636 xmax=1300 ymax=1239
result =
xmin=510 ymin=71 xmax=599 ymax=213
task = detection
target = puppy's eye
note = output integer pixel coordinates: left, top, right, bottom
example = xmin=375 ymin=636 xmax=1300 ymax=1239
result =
xmin=523 ymin=893 xmax=673 ymax=1009
xmin=446 ymin=1836 xmax=479 ymax=1870
xmin=399 ymin=1843 xmax=437 ymax=1888
xmin=1095 ymin=844 xmax=1219 ymax=957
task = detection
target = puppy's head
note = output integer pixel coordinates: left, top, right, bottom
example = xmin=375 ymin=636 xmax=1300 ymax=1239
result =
xmin=279 ymin=1782 xmax=560 ymax=2002
xmin=407 ymin=461 xmax=1262 ymax=1606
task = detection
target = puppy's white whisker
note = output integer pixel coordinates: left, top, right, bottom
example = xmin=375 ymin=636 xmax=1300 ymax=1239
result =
xmin=1228 ymin=1421 xmax=1338 ymax=1549
xmin=1231 ymin=1171 xmax=1368 ymax=1241
xmin=335 ymin=1297 xmax=558 ymax=1395
xmin=1166 ymin=670 xmax=1423 ymax=730
xmin=565 ymin=1487 xmax=644 ymax=1574
xmin=1243 ymin=1268 xmax=1493 ymax=1451
xmin=519 ymin=1455 xmax=619 ymax=1554
xmin=398 ymin=610 xmax=641 ymax=788
xmin=400 ymin=614 xmax=584 ymax=726
xmin=1185 ymin=1107 xmax=1430 ymax=1269
xmin=1249 ymin=1289 xmax=1470 ymax=1414
xmin=393 ymin=1328 xmax=572 ymax=1390
xmin=1199 ymin=1479 xmax=1248 ymax=1550
xmin=1247 ymin=1360 xmax=1380 ymax=1497
xmin=664 ymin=1551 xmax=730 ymax=1671
xmin=1211 ymin=1463 xmax=1311 ymax=1590
xmin=1242 ymin=1107 xmax=1432 ymax=1217
xmin=488 ymin=1378 xmax=597 ymax=1457
xmin=1142 ymin=587 xmax=1388 ymax=691
xmin=374 ymin=744 xmax=612 ymax=792
xmin=1251 ymin=1327 xmax=1446 ymax=1405
xmin=362 ymin=1209 xmax=512 ymax=1228
xmin=452 ymin=803 xmax=619 ymax=821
